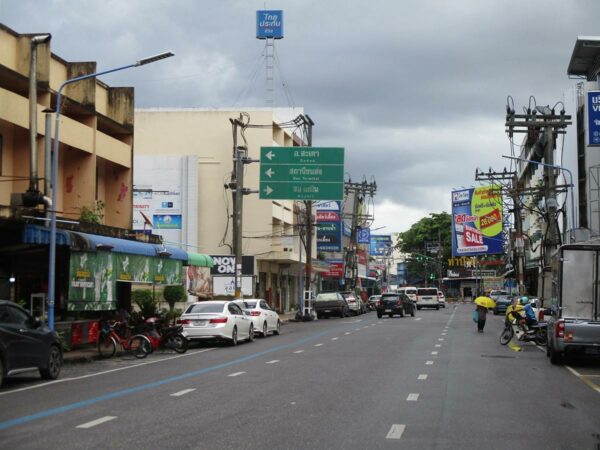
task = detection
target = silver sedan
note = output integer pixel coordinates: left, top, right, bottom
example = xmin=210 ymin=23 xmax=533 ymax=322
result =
xmin=178 ymin=301 xmax=254 ymax=345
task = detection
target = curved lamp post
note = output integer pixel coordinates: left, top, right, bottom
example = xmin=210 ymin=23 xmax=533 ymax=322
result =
xmin=47 ymin=51 xmax=174 ymax=329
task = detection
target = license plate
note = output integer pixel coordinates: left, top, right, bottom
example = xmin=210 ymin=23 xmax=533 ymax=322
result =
xmin=193 ymin=320 xmax=207 ymax=326
xmin=324 ymin=310 xmax=331 ymax=313
xmin=585 ymin=347 xmax=600 ymax=355
xmin=385 ymin=309 xmax=391 ymax=312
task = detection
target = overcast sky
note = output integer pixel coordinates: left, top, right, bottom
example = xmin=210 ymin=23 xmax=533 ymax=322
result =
xmin=2 ymin=0 xmax=598 ymax=234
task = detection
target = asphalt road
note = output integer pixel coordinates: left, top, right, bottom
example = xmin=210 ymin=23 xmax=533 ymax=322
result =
xmin=1 ymin=305 xmax=599 ymax=449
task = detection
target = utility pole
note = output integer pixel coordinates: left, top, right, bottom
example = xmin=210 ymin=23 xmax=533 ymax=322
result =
xmin=228 ymin=116 xmax=259 ymax=299
xmin=302 ymin=115 xmax=315 ymax=296
xmin=342 ymin=179 xmax=377 ymax=290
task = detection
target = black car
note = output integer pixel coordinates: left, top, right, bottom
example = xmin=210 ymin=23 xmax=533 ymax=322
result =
xmin=376 ymin=293 xmax=416 ymax=318
xmin=0 ymin=300 xmax=63 ymax=386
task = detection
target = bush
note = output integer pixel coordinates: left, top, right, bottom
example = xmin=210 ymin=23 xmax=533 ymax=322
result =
xmin=131 ymin=289 xmax=156 ymax=319
xmin=163 ymin=285 xmax=185 ymax=324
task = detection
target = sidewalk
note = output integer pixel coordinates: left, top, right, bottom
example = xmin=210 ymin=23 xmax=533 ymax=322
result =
xmin=63 ymin=310 xmax=300 ymax=364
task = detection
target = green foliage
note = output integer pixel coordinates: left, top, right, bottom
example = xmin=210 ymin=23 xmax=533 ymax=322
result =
xmin=163 ymin=285 xmax=185 ymax=310
xmin=79 ymin=200 xmax=105 ymax=224
xmin=132 ymin=289 xmax=156 ymax=319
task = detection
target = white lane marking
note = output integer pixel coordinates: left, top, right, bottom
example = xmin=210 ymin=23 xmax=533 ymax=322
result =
xmin=566 ymin=365 xmax=600 ymax=393
xmin=0 ymin=348 xmax=217 ymax=397
xmin=441 ymin=333 xmax=447 ymax=336
xmin=431 ymin=351 xmax=438 ymax=355
xmin=314 ymin=344 xmax=323 ymax=347
xmin=170 ymin=388 xmax=196 ymax=397
xmin=435 ymin=344 xmax=442 ymax=348
xmin=407 ymin=393 xmax=420 ymax=401
xmin=228 ymin=371 xmax=246 ymax=377
xmin=344 ymin=332 xmax=351 ymax=335
xmin=565 ymin=366 xmax=582 ymax=377
xmin=331 ymin=337 xmax=339 ymax=341
xmin=426 ymin=361 xmax=434 ymax=365
xmin=76 ymin=416 xmax=117 ymax=429
xmin=438 ymin=338 xmax=444 ymax=341
xmin=266 ymin=360 xmax=280 ymax=364
xmin=414 ymin=318 xmax=422 ymax=321
xmin=363 ymin=326 xmax=370 ymax=329
xmin=386 ymin=424 xmax=406 ymax=440
xmin=418 ymin=374 xmax=428 ymax=380
xmin=294 ymin=350 xmax=304 ymax=354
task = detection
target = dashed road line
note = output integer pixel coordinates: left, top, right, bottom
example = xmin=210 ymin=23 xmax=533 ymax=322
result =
xmin=331 ymin=337 xmax=339 ymax=341
xmin=407 ymin=393 xmax=420 ymax=401
xmin=426 ymin=361 xmax=434 ymax=365
xmin=431 ymin=351 xmax=438 ymax=355
xmin=76 ymin=416 xmax=117 ymax=429
xmin=386 ymin=424 xmax=406 ymax=440
xmin=265 ymin=360 xmax=279 ymax=364
xmin=170 ymin=388 xmax=196 ymax=397
xmin=293 ymin=350 xmax=304 ymax=354
xmin=314 ymin=344 xmax=323 ymax=347
xmin=418 ymin=374 xmax=428 ymax=380
xmin=228 ymin=372 xmax=246 ymax=377
xmin=435 ymin=344 xmax=442 ymax=348
xmin=565 ymin=366 xmax=600 ymax=393
xmin=414 ymin=318 xmax=422 ymax=321
xmin=438 ymin=338 xmax=444 ymax=341
xmin=344 ymin=332 xmax=351 ymax=335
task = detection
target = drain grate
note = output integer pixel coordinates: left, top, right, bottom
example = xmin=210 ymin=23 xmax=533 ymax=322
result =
xmin=480 ymin=354 xmax=516 ymax=359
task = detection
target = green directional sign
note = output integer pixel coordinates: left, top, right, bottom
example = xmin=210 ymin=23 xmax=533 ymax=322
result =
xmin=259 ymin=147 xmax=344 ymax=200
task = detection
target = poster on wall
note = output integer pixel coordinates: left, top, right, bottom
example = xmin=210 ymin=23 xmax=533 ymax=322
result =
xmin=68 ymin=252 xmax=117 ymax=311
xmin=451 ymin=185 xmax=503 ymax=257
xmin=588 ymin=91 xmax=600 ymax=146
xmin=133 ymin=186 xmax=182 ymax=243
xmin=213 ymin=276 xmax=254 ymax=296
xmin=185 ymin=266 xmax=213 ymax=299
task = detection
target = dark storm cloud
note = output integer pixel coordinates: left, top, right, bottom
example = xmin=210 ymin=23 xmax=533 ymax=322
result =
xmin=2 ymin=0 xmax=598 ymax=231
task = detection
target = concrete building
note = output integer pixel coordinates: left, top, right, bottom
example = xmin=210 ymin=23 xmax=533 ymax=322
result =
xmin=134 ymin=108 xmax=316 ymax=312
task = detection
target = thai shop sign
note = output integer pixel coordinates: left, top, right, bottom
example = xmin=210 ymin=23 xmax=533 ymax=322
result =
xmin=316 ymin=201 xmax=341 ymax=252
xmin=68 ymin=252 xmax=182 ymax=312
xmin=451 ymin=185 xmax=503 ymax=257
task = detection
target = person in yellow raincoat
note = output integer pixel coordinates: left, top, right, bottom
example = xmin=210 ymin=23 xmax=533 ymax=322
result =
xmin=505 ymin=297 xmax=525 ymax=328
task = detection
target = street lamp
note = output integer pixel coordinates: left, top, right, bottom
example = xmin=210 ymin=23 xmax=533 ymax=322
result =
xmin=47 ymin=51 xmax=174 ymax=330
xmin=502 ymin=155 xmax=576 ymax=242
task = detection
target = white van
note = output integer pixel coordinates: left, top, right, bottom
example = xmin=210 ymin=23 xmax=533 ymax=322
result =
xmin=398 ymin=287 xmax=417 ymax=304
xmin=416 ymin=287 xmax=440 ymax=310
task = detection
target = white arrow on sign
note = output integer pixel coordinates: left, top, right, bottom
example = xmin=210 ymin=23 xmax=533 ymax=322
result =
xmin=265 ymin=168 xmax=275 ymax=178
xmin=263 ymin=186 xmax=273 ymax=196
xmin=265 ymin=151 xmax=275 ymax=160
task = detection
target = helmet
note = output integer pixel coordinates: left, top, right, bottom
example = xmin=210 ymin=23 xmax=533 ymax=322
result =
xmin=520 ymin=296 xmax=529 ymax=305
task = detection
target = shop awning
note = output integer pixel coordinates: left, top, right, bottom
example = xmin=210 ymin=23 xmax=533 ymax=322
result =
xmin=187 ymin=252 xmax=214 ymax=267
xmin=22 ymin=224 xmax=187 ymax=261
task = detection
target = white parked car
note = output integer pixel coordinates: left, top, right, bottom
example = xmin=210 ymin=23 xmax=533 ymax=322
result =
xmin=178 ymin=301 xmax=254 ymax=345
xmin=233 ymin=299 xmax=281 ymax=337
xmin=437 ymin=290 xmax=446 ymax=308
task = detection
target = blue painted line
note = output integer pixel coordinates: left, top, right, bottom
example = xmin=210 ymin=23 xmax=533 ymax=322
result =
xmin=0 ymin=330 xmax=331 ymax=431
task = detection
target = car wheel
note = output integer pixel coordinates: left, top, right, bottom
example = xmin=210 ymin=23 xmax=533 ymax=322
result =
xmin=40 ymin=344 xmax=62 ymax=380
xmin=417 ymin=306 xmax=421 ymax=310
xmin=247 ymin=325 xmax=255 ymax=342
xmin=230 ymin=327 xmax=238 ymax=346
xmin=262 ymin=322 xmax=268 ymax=337
xmin=273 ymin=320 xmax=281 ymax=335
xmin=436 ymin=306 xmax=440 ymax=310
xmin=377 ymin=312 xmax=382 ymax=318
xmin=400 ymin=309 xmax=404 ymax=318
xmin=411 ymin=309 xmax=415 ymax=317
xmin=0 ymin=358 xmax=4 ymax=387
xmin=549 ymin=346 xmax=563 ymax=365
xmin=389 ymin=314 xmax=394 ymax=318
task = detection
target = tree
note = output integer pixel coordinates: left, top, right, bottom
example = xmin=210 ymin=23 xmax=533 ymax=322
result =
xmin=132 ymin=289 xmax=156 ymax=319
xmin=395 ymin=212 xmax=452 ymax=284
xmin=163 ymin=285 xmax=185 ymax=324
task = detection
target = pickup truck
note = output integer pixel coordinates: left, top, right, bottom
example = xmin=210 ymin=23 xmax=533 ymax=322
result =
xmin=546 ymin=242 xmax=600 ymax=364
xmin=314 ymin=292 xmax=349 ymax=319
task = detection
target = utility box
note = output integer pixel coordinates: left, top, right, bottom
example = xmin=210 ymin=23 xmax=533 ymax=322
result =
xmin=303 ymin=290 xmax=314 ymax=317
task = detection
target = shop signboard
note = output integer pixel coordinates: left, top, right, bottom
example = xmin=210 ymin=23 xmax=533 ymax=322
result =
xmin=256 ymin=10 xmax=284 ymax=39
xmin=210 ymin=255 xmax=254 ymax=275
xmin=213 ymin=276 xmax=254 ymax=296
xmin=316 ymin=201 xmax=342 ymax=252
xmin=323 ymin=260 xmax=344 ymax=278
xmin=68 ymin=252 xmax=116 ymax=311
xmin=451 ymin=185 xmax=503 ymax=257
xmin=357 ymin=227 xmax=370 ymax=244
xmin=588 ymin=91 xmax=600 ymax=146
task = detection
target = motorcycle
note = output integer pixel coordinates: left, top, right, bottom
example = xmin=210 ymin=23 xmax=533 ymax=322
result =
xmin=143 ymin=317 xmax=189 ymax=353
xmin=499 ymin=316 xmax=548 ymax=346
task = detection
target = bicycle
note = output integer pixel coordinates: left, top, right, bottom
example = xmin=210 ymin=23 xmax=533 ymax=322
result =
xmin=97 ymin=320 xmax=152 ymax=359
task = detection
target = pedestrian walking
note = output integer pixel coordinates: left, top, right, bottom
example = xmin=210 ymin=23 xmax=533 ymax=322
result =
xmin=476 ymin=304 xmax=487 ymax=332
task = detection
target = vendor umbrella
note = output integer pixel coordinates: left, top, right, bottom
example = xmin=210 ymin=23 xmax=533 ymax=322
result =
xmin=474 ymin=296 xmax=496 ymax=309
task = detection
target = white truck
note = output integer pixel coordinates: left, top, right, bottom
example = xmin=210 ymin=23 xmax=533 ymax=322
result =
xmin=546 ymin=242 xmax=600 ymax=364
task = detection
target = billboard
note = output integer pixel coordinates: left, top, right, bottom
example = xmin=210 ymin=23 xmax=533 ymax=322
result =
xmin=256 ymin=10 xmax=284 ymax=39
xmin=316 ymin=201 xmax=342 ymax=252
xmin=588 ymin=91 xmax=600 ymax=146
xmin=451 ymin=185 xmax=503 ymax=257
xmin=370 ymin=235 xmax=393 ymax=256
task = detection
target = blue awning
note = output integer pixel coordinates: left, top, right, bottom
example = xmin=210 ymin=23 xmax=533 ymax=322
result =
xmin=23 ymin=224 xmax=72 ymax=246
xmin=22 ymin=224 xmax=187 ymax=261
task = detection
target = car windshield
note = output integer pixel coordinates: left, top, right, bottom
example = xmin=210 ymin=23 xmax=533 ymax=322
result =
xmin=418 ymin=288 xmax=438 ymax=295
xmin=381 ymin=295 xmax=399 ymax=300
xmin=316 ymin=293 xmax=339 ymax=301
xmin=184 ymin=303 xmax=224 ymax=314
xmin=405 ymin=289 xmax=417 ymax=295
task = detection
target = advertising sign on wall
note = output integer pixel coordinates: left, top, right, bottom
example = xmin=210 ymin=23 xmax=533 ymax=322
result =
xmin=213 ymin=276 xmax=254 ymax=296
xmin=323 ymin=260 xmax=344 ymax=278
xmin=356 ymin=227 xmax=370 ymax=244
xmin=451 ymin=185 xmax=503 ymax=257
xmin=316 ymin=201 xmax=342 ymax=252
xmin=588 ymin=91 xmax=600 ymax=146
xmin=210 ymin=255 xmax=254 ymax=275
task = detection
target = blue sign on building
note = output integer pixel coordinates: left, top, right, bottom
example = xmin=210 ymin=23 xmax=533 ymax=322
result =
xmin=588 ymin=91 xmax=600 ymax=146
xmin=370 ymin=235 xmax=392 ymax=256
xmin=357 ymin=227 xmax=370 ymax=244
xmin=256 ymin=10 xmax=284 ymax=39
